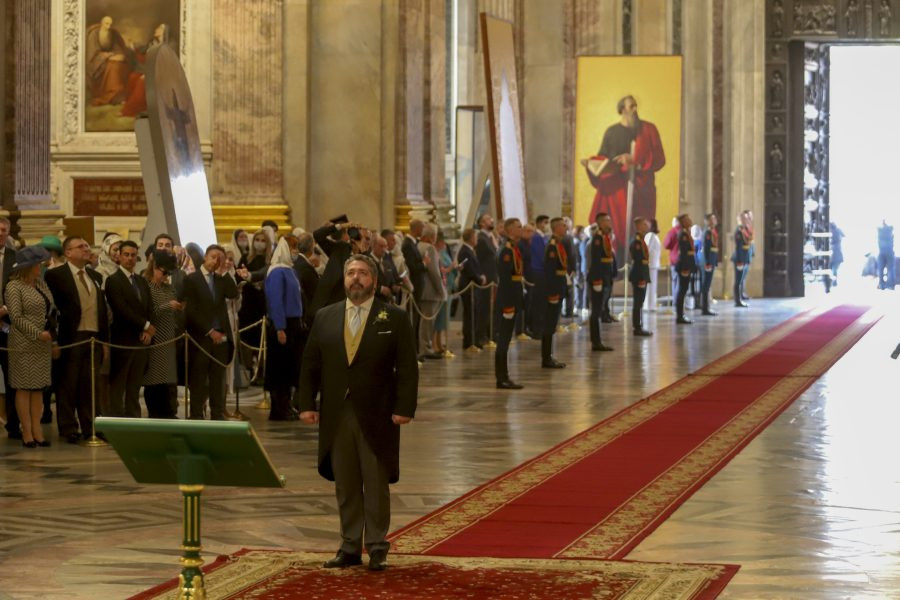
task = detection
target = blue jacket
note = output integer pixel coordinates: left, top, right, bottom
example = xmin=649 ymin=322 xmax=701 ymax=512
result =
xmin=265 ymin=267 xmax=303 ymax=331
xmin=530 ymin=233 xmax=547 ymax=275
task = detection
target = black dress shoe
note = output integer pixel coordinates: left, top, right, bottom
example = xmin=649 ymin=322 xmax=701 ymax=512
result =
xmin=7 ymin=431 xmax=23 ymax=440
xmin=496 ymin=380 xmax=524 ymax=390
xmin=22 ymin=440 xmax=37 ymax=448
xmin=633 ymin=329 xmax=653 ymax=337
xmin=36 ymin=440 xmax=51 ymax=447
xmin=734 ymin=301 xmax=748 ymax=308
xmin=541 ymin=359 xmax=567 ymax=369
xmin=676 ymin=317 xmax=693 ymax=325
xmin=368 ymin=550 xmax=388 ymax=571
xmin=591 ymin=344 xmax=614 ymax=351
xmin=701 ymin=310 xmax=718 ymax=316
xmin=323 ymin=550 xmax=362 ymax=569
xmin=65 ymin=433 xmax=82 ymax=444
xmin=423 ymin=352 xmax=443 ymax=360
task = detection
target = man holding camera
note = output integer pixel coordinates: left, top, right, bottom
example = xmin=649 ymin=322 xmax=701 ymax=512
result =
xmin=310 ymin=218 xmax=369 ymax=317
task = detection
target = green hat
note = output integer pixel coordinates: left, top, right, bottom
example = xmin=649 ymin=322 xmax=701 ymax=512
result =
xmin=38 ymin=235 xmax=63 ymax=254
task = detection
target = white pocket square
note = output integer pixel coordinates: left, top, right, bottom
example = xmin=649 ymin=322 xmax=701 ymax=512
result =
xmin=378 ymin=330 xmax=392 ymax=335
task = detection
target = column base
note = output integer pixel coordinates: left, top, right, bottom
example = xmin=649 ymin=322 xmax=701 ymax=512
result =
xmin=394 ymin=203 xmax=434 ymax=233
xmin=3 ymin=208 xmax=66 ymax=245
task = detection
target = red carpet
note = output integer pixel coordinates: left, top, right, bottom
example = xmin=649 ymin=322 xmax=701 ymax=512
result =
xmin=133 ymin=550 xmax=738 ymax=599
xmin=389 ymin=304 xmax=878 ymax=560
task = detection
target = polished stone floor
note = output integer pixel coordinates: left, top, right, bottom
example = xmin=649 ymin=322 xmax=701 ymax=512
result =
xmin=1 ymin=289 xmax=897 ymax=599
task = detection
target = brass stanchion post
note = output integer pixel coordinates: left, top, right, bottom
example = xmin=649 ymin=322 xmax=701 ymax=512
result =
xmin=255 ymin=320 xmax=270 ymax=410
xmin=484 ymin=284 xmax=497 ymax=349
xmin=80 ymin=338 xmax=106 ymax=447
xmin=232 ymin=324 xmax=248 ymax=421
xmin=177 ymin=483 xmax=205 ymax=599
xmin=183 ymin=334 xmax=190 ymax=420
xmin=465 ymin=285 xmax=480 ymax=353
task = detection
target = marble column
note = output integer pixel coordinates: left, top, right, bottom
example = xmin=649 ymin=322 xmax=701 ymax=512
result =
xmin=722 ymin=0 xmax=765 ymax=297
xmin=561 ymin=0 xmax=620 ymax=217
xmin=211 ymin=0 xmax=288 ymax=236
xmin=282 ymin=0 xmax=310 ymax=228
xmin=10 ymin=0 xmax=63 ymax=242
xmin=633 ymin=0 xmax=670 ymax=55
xmin=427 ymin=0 xmax=454 ymax=236
xmin=681 ymin=1 xmax=713 ymax=212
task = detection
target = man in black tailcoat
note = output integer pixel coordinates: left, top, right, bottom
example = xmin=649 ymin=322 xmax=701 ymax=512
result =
xmin=299 ymin=254 xmax=418 ymax=572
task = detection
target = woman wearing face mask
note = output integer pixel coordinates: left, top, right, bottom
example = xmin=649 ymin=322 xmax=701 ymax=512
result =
xmin=238 ymin=230 xmax=272 ymax=383
xmin=231 ymin=229 xmax=250 ymax=268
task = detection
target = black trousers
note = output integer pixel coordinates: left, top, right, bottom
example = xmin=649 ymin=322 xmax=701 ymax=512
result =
xmin=563 ymin=282 xmax=575 ymax=318
xmin=676 ymin=272 xmax=692 ymax=319
xmin=701 ymin=266 xmax=716 ymax=311
xmin=189 ymin=336 xmax=230 ymax=420
xmin=461 ymin=287 xmax=477 ymax=349
xmin=494 ymin=310 xmax=516 ymax=383
xmin=588 ymin=287 xmax=605 ymax=347
xmin=110 ymin=346 xmax=149 ymax=418
xmin=56 ymin=332 xmax=102 ymax=436
xmin=600 ymin=278 xmax=614 ymax=320
xmin=144 ymin=384 xmax=178 ymax=418
xmin=265 ymin=317 xmax=302 ymax=419
xmin=631 ymin=282 xmax=647 ymax=331
xmin=475 ymin=287 xmax=491 ymax=344
xmin=528 ymin=278 xmax=545 ymax=336
xmin=541 ymin=300 xmax=562 ymax=362
xmin=0 ymin=331 xmax=18 ymax=436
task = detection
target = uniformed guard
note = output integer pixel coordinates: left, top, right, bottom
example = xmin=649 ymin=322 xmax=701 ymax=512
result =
xmin=587 ymin=213 xmax=615 ymax=352
xmin=629 ymin=217 xmax=653 ymax=336
xmin=700 ymin=213 xmax=719 ymax=316
xmin=495 ymin=218 xmax=525 ymax=389
xmin=675 ymin=214 xmax=696 ymax=324
xmin=540 ymin=218 xmax=568 ymax=369
xmin=732 ymin=211 xmax=752 ymax=308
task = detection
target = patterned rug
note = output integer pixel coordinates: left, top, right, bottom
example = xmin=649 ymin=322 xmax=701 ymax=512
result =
xmin=389 ymin=305 xmax=879 ymax=559
xmin=132 ymin=549 xmax=737 ymax=600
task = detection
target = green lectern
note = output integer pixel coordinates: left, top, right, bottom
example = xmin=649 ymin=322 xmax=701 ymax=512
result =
xmin=95 ymin=417 xmax=285 ymax=600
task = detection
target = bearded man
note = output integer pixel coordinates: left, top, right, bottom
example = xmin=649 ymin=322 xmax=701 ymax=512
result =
xmin=298 ymin=254 xmax=418 ymax=572
xmin=583 ymin=95 xmax=665 ymax=258
xmin=86 ymin=16 xmax=132 ymax=106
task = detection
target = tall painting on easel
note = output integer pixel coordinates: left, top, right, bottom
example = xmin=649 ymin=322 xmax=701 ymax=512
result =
xmin=480 ymin=13 xmax=528 ymax=223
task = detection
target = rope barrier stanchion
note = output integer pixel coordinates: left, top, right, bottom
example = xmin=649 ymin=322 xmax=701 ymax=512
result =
xmin=484 ymin=283 xmax=497 ymax=350
xmin=231 ymin=322 xmax=249 ymax=421
xmin=80 ymin=337 xmax=106 ymax=447
xmin=255 ymin=319 xmax=270 ymax=411
xmin=465 ymin=284 xmax=480 ymax=353
xmin=441 ymin=297 xmax=455 ymax=359
xmin=183 ymin=333 xmax=190 ymax=420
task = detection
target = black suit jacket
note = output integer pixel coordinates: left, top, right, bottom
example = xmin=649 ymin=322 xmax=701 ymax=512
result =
xmin=105 ymin=269 xmax=153 ymax=345
xmin=456 ymin=243 xmax=483 ymax=292
xmin=293 ymin=255 xmax=320 ymax=325
xmin=476 ymin=230 xmax=499 ymax=282
xmin=182 ymin=270 xmax=239 ymax=346
xmin=45 ymin=264 xmax=109 ymax=345
xmin=401 ymin=236 xmax=426 ymax=300
xmin=298 ymin=298 xmax=418 ymax=483
xmin=311 ymin=223 xmax=352 ymax=315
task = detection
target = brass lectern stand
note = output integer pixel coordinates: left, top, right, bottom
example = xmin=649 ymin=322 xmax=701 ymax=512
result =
xmin=96 ymin=418 xmax=285 ymax=600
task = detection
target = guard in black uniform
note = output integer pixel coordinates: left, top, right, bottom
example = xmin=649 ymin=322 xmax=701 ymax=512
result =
xmin=541 ymin=218 xmax=568 ymax=369
xmin=629 ymin=217 xmax=653 ymax=336
xmin=675 ymin=214 xmax=696 ymax=324
xmin=587 ymin=214 xmax=615 ymax=352
xmin=495 ymin=218 xmax=525 ymax=389
xmin=732 ymin=212 xmax=752 ymax=307
xmin=700 ymin=213 xmax=719 ymax=316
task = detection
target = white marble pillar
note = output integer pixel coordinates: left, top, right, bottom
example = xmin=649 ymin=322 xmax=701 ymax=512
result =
xmin=681 ymin=0 xmax=713 ymax=211
xmin=723 ymin=0 xmax=765 ymax=297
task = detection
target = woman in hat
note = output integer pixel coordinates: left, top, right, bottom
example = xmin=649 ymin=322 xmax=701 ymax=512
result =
xmin=6 ymin=246 xmax=56 ymax=447
xmin=141 ymin=250 xmax=183 ymax=419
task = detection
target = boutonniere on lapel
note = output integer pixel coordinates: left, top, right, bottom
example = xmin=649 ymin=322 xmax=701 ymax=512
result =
xmin=375 ymin=309 xmax=389 ymax=324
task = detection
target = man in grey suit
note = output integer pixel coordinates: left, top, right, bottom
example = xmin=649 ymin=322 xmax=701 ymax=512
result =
xmin=416 ymin=225 xmax=446 ymax=360
xmin=299 ymin=254 xmax=418 ymax=572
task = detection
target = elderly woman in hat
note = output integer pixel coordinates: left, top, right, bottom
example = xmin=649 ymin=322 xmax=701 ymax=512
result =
xmin=6 ymin=245 xmax=56 ymax=447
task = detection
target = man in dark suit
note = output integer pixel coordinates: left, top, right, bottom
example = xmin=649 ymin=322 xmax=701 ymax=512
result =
xmin=475 ymin=213 xmax=499 ymax=345
xmin=371 ymin=234 xmax=400 ymax=304
xmin=310 ymin=220 xmax=367 ymax=316
xmin=46 ymin=237 xmax=110 ymax=443
xmin=105 ymin=240 xmax=155 ymax=418
xmin=401 ymin=220 xmax=427 ymax=305
xmin=456 ymin=228 xmax=485 ymax=351
xmin=182 ymin=244 xmax=239 ymax=420
xmin=0 ymin=218 xmax=20 ymax=439
xmin=299 ymin=254 xmax=418 ymax=572
xmin=293 ymin=232 xmax=320 ymax=326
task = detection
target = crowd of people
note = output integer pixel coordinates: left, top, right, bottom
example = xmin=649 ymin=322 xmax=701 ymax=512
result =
xmin=0 ymin=208 xmax=756 ymax=446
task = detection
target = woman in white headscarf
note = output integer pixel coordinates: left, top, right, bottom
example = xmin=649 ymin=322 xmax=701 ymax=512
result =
xmin=263 ymin=237 xmax=303 ymax=421
xmin=95 ymin=233 xmax=123 ymax=283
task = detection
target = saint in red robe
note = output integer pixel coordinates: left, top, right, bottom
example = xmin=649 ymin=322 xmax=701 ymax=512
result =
xmin=585 ymin=119 xmax=665 ymax=257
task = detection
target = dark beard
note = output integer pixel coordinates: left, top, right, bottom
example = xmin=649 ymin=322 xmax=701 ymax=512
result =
xmin=347 ymin=281 xmax=375 ymax=302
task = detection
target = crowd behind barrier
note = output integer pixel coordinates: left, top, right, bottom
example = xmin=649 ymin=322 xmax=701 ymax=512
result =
xmin=0 ymin=210 xmax=757 ymax=446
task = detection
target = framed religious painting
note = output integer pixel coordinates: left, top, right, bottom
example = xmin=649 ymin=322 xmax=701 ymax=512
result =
xmin=83 ymin=0 xmax=182 ymax=132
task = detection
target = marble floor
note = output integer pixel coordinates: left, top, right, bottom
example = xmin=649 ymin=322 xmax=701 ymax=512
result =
xmin=1 ymin=290 xmax=898 ymax=599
